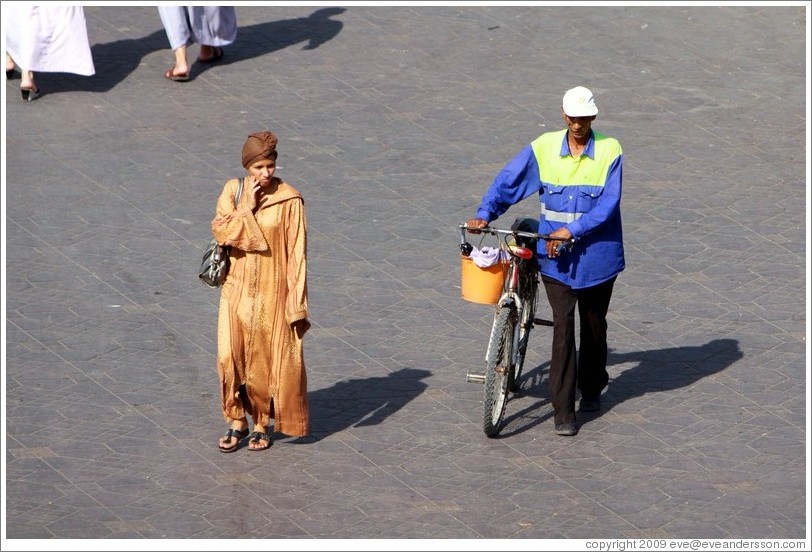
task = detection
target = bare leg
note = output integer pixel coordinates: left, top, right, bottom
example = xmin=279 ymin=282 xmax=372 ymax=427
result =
xmin=19 ymin=68 xmax=40 ymax=101
xmin=20 ymin=69 xmax=37 ymax=91
xmin=6 ymin=53 xmax=15 ymax=73
xmin=164 ymin=45 xmax=190 ymax=81
xmin=171 ymin=44 xmax=189 ymax=76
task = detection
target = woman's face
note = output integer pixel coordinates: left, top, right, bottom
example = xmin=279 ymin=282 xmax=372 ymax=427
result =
xmin=248 ymin=158 xmax=276 ymax=187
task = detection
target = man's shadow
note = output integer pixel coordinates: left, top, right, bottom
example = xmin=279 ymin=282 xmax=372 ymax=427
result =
xmin=498 ymin=338 xmax=743 ymax=437
xmin=36 ymin=7 xmax=346 ymax=94
xmin=287 ymin=367 xmax=431 ymax=443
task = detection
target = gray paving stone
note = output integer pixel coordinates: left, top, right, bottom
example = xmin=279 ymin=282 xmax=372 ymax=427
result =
xmin=3 ymin=3 xmax=807 ymax=545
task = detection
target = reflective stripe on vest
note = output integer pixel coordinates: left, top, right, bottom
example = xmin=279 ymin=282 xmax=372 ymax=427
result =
xmin=541 ymin=204 xmax=582 ymax=223
xmin=531 ymin=129 xmax=622 ymax=223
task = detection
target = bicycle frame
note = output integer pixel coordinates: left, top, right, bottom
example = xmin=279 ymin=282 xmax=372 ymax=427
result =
xmin=500 ymin=247 xmax=530 ymax=309
xmin=460 ymin=224 xmax=549 ymax=384
xmin=500 ymin=256 xmax=529 ymax=374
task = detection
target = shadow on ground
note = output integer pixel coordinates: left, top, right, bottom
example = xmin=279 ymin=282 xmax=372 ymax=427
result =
xmin=495 ymin=337 xmax=743 ymax=438
xmin=288 ymin=367 xmax=431 ymax=443
xmin=30 ymin=7 xmax=346 ymax=94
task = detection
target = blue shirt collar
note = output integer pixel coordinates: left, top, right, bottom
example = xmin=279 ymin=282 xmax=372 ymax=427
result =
xmin=560 ymin=130 xmax=595 ymax=159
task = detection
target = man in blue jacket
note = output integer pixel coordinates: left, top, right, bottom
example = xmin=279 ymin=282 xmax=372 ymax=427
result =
xmin=466 ymin=86 xmax=624 ymax=436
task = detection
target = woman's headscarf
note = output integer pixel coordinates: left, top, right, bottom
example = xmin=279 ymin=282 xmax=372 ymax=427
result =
xmin=241 ymin=131 xmax=278 ymax=169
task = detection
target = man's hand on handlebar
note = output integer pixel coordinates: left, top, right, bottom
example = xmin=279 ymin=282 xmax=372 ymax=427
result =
xmin=466 ymin=218 xmax=489 ymax=234
xmin=546 ymin=227 xmax=573 ymax=258
xmin=464 ymin=219 xmax=573 ymax=257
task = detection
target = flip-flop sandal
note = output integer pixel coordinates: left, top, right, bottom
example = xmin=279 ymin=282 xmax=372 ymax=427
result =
xmin=247 ymin=430 xmax=271 ymax=451
xmin=218 ymin=427 xmax=249 ymax=453
xmin=164 ymin=68 xmax=190 ymax=82
xmin=197 ymin=47 xmax=224 ymax=64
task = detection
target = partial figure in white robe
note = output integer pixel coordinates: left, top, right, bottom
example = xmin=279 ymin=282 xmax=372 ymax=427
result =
xmin=4 ymin=5 xmax=95 ymax=101
xmin=158 ymin=6 xmax=237 ymax=82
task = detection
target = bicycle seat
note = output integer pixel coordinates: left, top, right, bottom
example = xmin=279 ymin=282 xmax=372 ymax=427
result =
xmin=511 ymin=217 xmax=540 ymax=248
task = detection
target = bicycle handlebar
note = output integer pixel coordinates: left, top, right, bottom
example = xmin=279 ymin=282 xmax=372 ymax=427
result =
xmin=459 ymin=223 xmax=575 ymax=253
xmin=459 ymin=223 xmax=551 ymax=240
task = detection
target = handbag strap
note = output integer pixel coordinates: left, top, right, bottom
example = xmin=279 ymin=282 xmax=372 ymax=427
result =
xmin=235 ymin=177 xmax=244 ymax=206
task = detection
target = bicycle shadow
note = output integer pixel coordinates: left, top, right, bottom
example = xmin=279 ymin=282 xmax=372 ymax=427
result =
xmin=286 ymin=367 xmax=431 ymax=444
xmin=34 ymin=7 xmax=346 ymax=94
xmin=498 ymin=338 xmax=743 ymax=438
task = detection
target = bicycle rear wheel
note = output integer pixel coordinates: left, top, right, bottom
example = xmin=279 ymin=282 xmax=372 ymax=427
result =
xmin=483 ymin=304 xmax=518 ymax=437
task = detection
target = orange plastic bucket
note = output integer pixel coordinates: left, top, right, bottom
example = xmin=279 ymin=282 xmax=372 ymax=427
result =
xmin=460 ymin=255 xmax=508 ymax=305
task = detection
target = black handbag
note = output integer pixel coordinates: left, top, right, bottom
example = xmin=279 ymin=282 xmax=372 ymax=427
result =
xmin=199 ymin=178 xmax=243 ymax=288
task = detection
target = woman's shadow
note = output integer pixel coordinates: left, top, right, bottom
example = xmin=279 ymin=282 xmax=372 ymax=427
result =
xmin=38 ymin=7 xmax=346 ymax=94
xmin=287 ymin=367 xmax=431 ymax=443
xmin=498 ymin=337 xmax=743 ymax=437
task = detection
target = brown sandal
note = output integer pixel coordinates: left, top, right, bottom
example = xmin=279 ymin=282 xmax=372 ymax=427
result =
xmin=218 ymin=428 xmax=249 ymax=453
xmin=247 ymin=430 xmax=271 ymax=451
xmin=197 ymin=47 xmax=224 ymax=64
xmin=164 ymin=68 xmax=190 ymax=82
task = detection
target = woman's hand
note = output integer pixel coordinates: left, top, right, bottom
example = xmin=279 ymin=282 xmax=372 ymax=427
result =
xmin=242 ymin=175 xmax=262 ymax=211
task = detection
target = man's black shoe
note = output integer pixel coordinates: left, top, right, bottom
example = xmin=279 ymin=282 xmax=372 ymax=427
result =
xmin=554 ymin=423 xmax=578 ymax=436
xmin=579 ymin=396 xmax=601 ymax=412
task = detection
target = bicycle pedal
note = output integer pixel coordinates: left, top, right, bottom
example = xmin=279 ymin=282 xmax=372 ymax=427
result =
xmin=466 ymin=372 xmax=485 ymax=384
xmin=533 ymin=318 xmax=554 ymax=326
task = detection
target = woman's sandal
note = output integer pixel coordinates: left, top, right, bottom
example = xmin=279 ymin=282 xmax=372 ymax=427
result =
xmin=248 ymin=430 xmax=271 ymax=451
xmin=218 ymin=427 xmax=249 ymax=453
xmin=197 ymin=47 xmax=224 ymax=64
xmin=164 ymin=68 xmax=190 ymax=82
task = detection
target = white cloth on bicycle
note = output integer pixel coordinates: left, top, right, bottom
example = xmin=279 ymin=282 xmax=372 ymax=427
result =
xmin=470 ymin=246 xmax=507 ymax=268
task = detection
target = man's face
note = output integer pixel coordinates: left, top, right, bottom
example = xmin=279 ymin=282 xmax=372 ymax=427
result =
xmin=563 ymin=113 xmax=596 ymax=141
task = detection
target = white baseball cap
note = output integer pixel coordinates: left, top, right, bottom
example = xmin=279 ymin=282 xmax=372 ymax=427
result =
xmin=562 ymin=86 xmax=598 ymax=117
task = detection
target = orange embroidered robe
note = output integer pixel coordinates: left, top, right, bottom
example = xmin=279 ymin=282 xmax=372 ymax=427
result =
xmin=211 ymin=177 xmax=309 ymax=437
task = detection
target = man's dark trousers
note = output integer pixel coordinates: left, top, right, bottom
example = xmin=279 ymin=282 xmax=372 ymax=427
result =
xmin=542 ymin=275 xmax=616 ymax=425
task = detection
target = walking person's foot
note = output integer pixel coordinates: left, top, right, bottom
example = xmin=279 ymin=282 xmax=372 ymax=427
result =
xmin=6 ymin=54 xmax=17 ymax=79
xmin=20 ymin=86 xmax=41 ymax=101
xmin=197 ymin=45 xmax=224 ymax=63
xmin=164 ymin=66 xmax=190 ymax=81
xmin=554 ymin=423 xmax=578 ymax=436
xmin=20 ymin=72 xmax=40 ymax=101
xmin=218 ymin=419 xmax=249 ymax=452
xmin=579 ymin=395 xmax=601 ymax=412
xmin=248 ymin=427 xmax=272 ymax=451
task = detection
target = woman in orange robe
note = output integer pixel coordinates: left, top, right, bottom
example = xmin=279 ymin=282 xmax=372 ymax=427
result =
xmin=211 ymin=131 xmax=310 ymax=452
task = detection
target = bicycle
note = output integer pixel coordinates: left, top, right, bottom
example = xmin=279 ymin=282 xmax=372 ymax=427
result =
xmin=459 ymin=221 xmax=573 ymax=437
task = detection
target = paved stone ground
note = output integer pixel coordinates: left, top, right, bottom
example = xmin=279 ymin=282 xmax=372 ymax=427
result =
xmin=2 ymin=3 xmax=808 ymax=547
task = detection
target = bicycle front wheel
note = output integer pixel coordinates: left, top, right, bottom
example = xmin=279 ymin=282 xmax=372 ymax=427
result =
xmin=510 ymin=273 xmax=538 ymax=393
xmin=483 ymin=304 xmax=518 ymax=437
